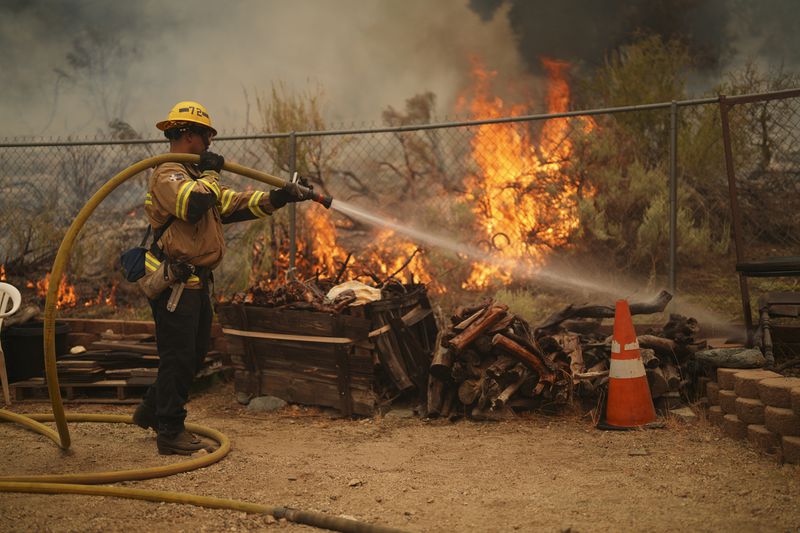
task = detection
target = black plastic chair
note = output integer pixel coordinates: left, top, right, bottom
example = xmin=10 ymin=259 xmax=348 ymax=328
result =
xmin=736 ymin=259 xmax=800 ymax=366
xmin=720 ymin=91 xmax=800 ymax=368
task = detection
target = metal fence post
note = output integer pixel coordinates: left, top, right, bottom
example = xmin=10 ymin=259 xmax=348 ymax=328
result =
xmin=669 ymin=100 xmax=678 ymax=293
xmin=288 ymin=131 xmax=297 ymax=278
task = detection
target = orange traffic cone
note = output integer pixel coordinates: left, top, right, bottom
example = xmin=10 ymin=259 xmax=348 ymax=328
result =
xmin=601 ymin=299 xmax=657 ymax=429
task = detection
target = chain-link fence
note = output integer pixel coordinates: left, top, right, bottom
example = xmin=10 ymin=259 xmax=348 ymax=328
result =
xmin=719 ymin=89 xmax=800 ymax=331
xmin=1 ymin=90 xmax=797 ymax=315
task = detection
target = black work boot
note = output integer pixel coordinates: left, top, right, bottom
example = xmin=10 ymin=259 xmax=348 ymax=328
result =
xmin=132 ymin=403 xmax=157 ymax=431
xmin=157 ymin=430 xmax=206 ymax=456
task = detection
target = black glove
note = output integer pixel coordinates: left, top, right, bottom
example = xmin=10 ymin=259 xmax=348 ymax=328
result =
xmin=198 ymin=151 xmax=224 ymax=173
xmin=168 ymin=261 xmax=195 ymax=283
xmin=269 ymin=176 xmax=314 ymax=209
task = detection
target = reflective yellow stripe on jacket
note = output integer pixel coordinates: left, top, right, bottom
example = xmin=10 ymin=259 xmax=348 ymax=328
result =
xmin=219 ymin=189 xmax=236 ymax=215
xmin=198 ymin=173 xmax=221 ymax=198
xmin=248 ymin=191 xmax=269 ymax=218
xmin=175 ymin=180 xmax=196 ymax=220
xmin=144 ymin=251 xmax=201 ymax=283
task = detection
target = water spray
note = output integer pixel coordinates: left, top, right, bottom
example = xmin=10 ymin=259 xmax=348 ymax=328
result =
xmin=329 ymin=198 xmax=741 ymax=333
xmin=331 ymin=199 xmax=646 ymax=298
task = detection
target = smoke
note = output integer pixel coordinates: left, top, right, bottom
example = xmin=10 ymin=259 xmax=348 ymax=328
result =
xmin=1 ymin=0 xmax=799 ymax=139
xmin=0 ymin=0 xmax=526 ymax=138
xmin=468 ymin=0 xmax=800 ymax=74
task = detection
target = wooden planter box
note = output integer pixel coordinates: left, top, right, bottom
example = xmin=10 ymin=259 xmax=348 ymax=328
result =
xmin=218 ymin=285 xmax=438 ymax=416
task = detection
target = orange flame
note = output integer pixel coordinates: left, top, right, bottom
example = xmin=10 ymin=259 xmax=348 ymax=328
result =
xmin=29 ymin=273 xmax=78 ymax=309
xmin=252 ymin=207 xmax=437 ymax=291
xmin=83 ymin=283 xmax=118 ymax=307
xmin=0 ymin=264 xmax=5 ymax=282
xmin=459 ymin=57 xmax=594 ymax=288
xmin=27 ymin=274 xmax=118 ymax=309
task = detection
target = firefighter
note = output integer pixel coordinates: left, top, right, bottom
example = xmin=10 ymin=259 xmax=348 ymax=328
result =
xmin=133 ymin=100 xmax=311 ymax=455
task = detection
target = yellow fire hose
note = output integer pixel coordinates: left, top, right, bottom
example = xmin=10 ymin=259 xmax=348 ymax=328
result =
xmin=0 ymin=154 xmax=404 ymax=533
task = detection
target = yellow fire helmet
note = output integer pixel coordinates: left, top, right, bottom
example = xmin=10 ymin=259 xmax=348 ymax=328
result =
xmin=156 ymin=100 xmax=217 ymax=136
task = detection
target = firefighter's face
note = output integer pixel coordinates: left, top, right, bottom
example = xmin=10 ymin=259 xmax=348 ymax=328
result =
xmin=187 ymin=128 xmax=212 ymax=153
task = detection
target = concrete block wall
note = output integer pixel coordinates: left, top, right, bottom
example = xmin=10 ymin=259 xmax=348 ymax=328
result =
xmin=704 ymin=367 xmax=800 ymax=463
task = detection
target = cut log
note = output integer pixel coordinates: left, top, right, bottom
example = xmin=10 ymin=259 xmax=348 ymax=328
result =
xmin=503 ymin=362 xmax=528 ymax=382
xmin=477 ymin=377 xmax=502 ymax=410
xmin=491 ymin=333 xmax=555 ymax=384
xmin=647 ymin=367 xmax=669 ymax=398
xmin=694 ymin=348 xmax=766 ymax=369
xmin=487 ymin=312 xmax=515 ymax=335
xmin=536 ymin=290 xmax=672 ymax=333
xmin=458 ymin=379 xmax=481 ymax=405
xmin=440 ymin=386 xmax=456 ymax=418
xmin=451 ymin=362 xmax=469 ymax=383
xmin=458 ymin=349 xmax=481 ymax=366
xmin=573 ymin=370 xmax=609 ymax=380
xmin=485 ymin=355 xmax=517 ymax=379
xmin=453 ymin=308 xmax=486 ymax=331
xmin=554 ymin=332 xmax=584 ymax=376
xmin=638 ymin=335 xmax=680 ymax=358
xmin=662 ymin=363 xmax=681 ymax=391
xmin=427 ymin=376 xmax=445 ymax=418
xmin=578 ymin=361 xmax=609 ymax=393
xmin=518 ymin=375 xmax=538 ymax=397
xmin=538 ymin=336 xmax=563 ymax=357
xmin=587 ymin=360 xmax=608 ymax=373
xmin=582 ymin=344 xmax=609 ymax=369
xmin=492 ymin=368 xmax=531 ymax=410
xmin=448 ymin=305 xmax=508 ymax=352
xmin=640 ymin=348 xmax=659 ymax=369
xmin=472 ymin=335 xmax=493 ymax=356
xmin=370 ymin=313 xmax=415 ymax=392
xmin=452 ymin=302 xmax=491 ymax=324
xmin=430 ymin=345 xmax=454 ymax=381
xmin=466 ymin=361 xmax=484 ymax=380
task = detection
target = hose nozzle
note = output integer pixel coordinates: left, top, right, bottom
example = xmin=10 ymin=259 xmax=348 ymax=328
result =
xmin=290 ymin=172 xmax=332 ymax=209
xmin=298 ymin=185 xmax=333 ymax=209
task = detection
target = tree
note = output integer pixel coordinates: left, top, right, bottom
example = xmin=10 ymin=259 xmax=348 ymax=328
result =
xmin=573 ymin=34 xmax=729 ymax=280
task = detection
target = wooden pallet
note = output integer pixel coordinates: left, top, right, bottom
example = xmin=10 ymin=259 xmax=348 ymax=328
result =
xmin=9 ymin=377 xmax=153 ymax=404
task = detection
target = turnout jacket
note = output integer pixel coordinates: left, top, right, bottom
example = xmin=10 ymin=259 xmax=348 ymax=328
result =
xmin=144 ymin=161 xmax=277 ymax=288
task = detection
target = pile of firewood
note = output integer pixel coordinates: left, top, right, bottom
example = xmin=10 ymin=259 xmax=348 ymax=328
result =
xmin=229 ymin=278 xmax=359 ymax=313
xmin=426 ymin=302 xmax=573 ymax=420
xmin=564 ymin=315 xmax=704 ymax=408
xmin=426 ymin=291 xmax=704 ymax=419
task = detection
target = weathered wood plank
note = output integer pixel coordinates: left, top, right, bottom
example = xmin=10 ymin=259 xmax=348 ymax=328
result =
xmin=218 ymin=304 xmax=371 ymax=339
xmin=258 ymin=370 xmax=376 ymax=416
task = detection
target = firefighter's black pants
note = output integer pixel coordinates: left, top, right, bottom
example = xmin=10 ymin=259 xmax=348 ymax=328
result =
xmin=142 ymin=287 xmax=212 ymax=436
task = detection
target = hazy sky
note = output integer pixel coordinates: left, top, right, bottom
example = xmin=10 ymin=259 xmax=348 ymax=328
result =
xmin=1 ymin=0 xmax=797 ymax=139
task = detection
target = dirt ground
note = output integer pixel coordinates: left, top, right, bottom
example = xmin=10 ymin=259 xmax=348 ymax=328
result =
xmin=1 ymin=381 xmax=799 ymax=533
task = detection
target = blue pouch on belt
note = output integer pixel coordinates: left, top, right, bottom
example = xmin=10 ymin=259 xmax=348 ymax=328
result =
xmin=120 ymin=217 xmax=174 ymax=282
xmin=120 ymin=245 xmax=148 ymax=282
